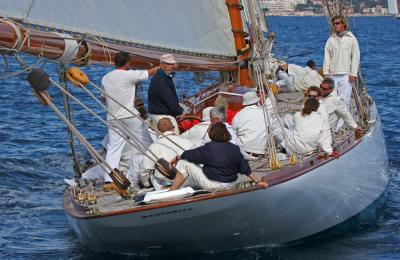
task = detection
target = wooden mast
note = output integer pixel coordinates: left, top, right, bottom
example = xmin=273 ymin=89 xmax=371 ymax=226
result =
xmin=225 ymin=0 xmax=253 ymax=87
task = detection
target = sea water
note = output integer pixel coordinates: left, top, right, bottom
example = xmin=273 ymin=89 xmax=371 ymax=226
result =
xmin=0 ymin=16 xmax=399 ymax=259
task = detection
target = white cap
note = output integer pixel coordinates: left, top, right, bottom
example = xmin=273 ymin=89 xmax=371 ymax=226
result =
xmin=160 ymin=53 xmax=176 ymax=64
xmin=242 ymin=91 xmax=260 ymax=106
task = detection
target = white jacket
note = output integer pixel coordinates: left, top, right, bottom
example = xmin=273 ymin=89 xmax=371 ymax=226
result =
xmin=323 ymin=31 xmax=360 ymax=77
xmin=142 ymin=131 xmax=194 ymax=181
xmin=322 ymin=92 xmax=358 ymax=129
xmin=292 ymin=111 xmax=333 ymax=155
xmin=231 ymin=104 xmax=280 ymax=154
xmin=180 ymin=121 xmax=211 ymax=148
xmin=285 ymin=64 xmax=324 ymax=91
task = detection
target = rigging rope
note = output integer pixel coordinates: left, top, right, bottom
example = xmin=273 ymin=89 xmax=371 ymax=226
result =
xmin=84 ymin=80 xmax=187 ymax=151
xmin=48 ymin=78 xmax=162 ymax=166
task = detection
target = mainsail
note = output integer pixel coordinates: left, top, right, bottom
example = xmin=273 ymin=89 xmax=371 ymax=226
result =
xmin=0 ymin=0 xmax=236 ymax=57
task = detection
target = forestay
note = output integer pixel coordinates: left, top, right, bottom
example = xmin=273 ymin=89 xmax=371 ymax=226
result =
xmin=0 ymin=0 xmax=236 ymax=57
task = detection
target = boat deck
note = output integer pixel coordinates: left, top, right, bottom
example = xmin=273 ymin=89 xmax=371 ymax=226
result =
xmin=65 ymin=91 xmax=361 ymax=219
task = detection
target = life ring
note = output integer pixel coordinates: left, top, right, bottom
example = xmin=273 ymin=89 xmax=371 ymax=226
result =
xmin=66 ymin=67 xmax=89 ymax=87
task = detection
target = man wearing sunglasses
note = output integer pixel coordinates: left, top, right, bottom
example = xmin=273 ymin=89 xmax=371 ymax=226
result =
xmin=323 ymin=15 xmax=360 ymax=109
xmin=320 ymin=78 xmax=362 ymax=134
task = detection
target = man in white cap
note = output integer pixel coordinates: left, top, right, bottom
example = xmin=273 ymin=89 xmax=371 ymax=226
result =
xmin=180 ymin=106 xmax=213 ymax=147
xmin=101 ymin=51 xmax=158 ymax=184
xmin=148 ymin=53 xmax=185 ymax=135
xmin=231 ymin=91 xmax=280 ymax=158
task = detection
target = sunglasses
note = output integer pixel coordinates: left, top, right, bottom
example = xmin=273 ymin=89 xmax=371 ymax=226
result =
xmin=308 ymin=95 xmax=318 ymax=98
xmin=333 ymin=22 xmax=342 ymax=25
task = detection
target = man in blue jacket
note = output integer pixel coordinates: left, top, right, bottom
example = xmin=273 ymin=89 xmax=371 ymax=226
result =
xmin=148 ymin=53 xmax=185 ymax=134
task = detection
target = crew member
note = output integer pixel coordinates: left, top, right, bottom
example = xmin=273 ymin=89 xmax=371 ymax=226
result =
xmin=148 ymin=53 xmax=185 ymax=134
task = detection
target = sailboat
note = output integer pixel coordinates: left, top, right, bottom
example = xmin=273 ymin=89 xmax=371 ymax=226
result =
xmin=388 ymin=0 xmax=400 ymax=18
xmin=0 ymin=0 xmax=389 ymax=255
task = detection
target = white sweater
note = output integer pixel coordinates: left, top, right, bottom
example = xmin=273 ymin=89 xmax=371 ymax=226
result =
xmin=142 ymin=131 xmax=194 ymax=181
xmin=322 ymin=92 xmax=358 ymax=129
xmin=292 ymin=111 xmax=333 ymax=155
xmin=231 ymin=104 xmax=280 ymax=154
xmin=287 ymin=64 xmax=323 ymax=91
xmin=180 ymin=121 xmax=211 ymax=148
xmin=323 ymin=31 xmax=360 ymax=77
xmin=102 ymin=69 xmax=149 ymax=121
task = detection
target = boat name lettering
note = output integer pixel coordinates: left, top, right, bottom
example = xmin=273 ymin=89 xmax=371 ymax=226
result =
xmin=141 ymin=208 xmax=193 ymax=219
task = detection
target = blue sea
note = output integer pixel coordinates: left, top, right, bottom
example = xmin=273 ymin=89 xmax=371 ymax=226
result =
xmin=0 ymin=16 xmax=399 ymax=259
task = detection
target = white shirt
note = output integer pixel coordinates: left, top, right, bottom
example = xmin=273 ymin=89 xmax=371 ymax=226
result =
xmin=323 ymin=31 xmax=360 ymax=77
xmin=102 ymin=69 xmax=149 ymax=121
xmin=322 ymin=92 xmax=358 ymax=129
xmin=142 ymin=131 xmax=194 ymax=181
xmin=231 ymin=104 xmax=279 ymax=154
xmin=288 ymin=64 xmax=323 ymax=91
xmin=292 ymin=111 xmax=332 ymax=155
xmin=180 ymin=121 xmax=211 ymax=148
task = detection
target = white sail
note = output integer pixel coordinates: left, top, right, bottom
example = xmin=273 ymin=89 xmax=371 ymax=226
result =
xmin=241 ymin=0 xmax=269 ymax=33
xmin=388 ymin=0 xmax=399 ymax=15
xmin=0 ymin=0 xmax=236 ymax=57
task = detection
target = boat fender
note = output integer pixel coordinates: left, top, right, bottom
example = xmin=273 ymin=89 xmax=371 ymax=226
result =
xmin=66 ymin=67 xmax=89 ymax=87
xmin=27 ymin=69 xmax=50 ymax=91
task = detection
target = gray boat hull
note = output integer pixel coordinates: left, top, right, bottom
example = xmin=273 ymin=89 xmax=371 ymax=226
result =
xmin=65 ymin=111 xmax=389 ymax=255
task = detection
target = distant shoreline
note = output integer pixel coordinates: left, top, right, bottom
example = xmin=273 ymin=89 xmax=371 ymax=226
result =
xmin=265 ymin=14 xmax=393 ymax=17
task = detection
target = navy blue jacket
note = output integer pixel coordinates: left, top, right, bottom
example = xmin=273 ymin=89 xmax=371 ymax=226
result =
xmin=148 ymin=69 xmax=183 ymax=116
xmin=181 ymin=141 xmax=252 ymax=183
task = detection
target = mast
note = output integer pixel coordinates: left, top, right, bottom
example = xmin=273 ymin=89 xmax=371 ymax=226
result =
xmin=225 ymin=0 xmax=253 ymax=86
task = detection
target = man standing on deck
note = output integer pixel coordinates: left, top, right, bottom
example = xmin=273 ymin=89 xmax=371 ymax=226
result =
xmin=323 ymin=15 xmax=360 ymax=108
xmin=148 ymin=54 xmax=185 ymax=135
xmin=102 ymin=51 xmax=158 ymax=183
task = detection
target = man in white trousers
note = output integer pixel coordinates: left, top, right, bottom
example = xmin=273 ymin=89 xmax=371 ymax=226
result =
xmin=323 ymin=14 xmax=360 ymax=108
xmin=102 ymin=51 xmax=158 ymax=183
